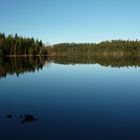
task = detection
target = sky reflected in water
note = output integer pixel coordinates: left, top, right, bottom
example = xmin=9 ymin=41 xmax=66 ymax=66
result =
xmin=0 ymin=63 xmax=140 ymax=140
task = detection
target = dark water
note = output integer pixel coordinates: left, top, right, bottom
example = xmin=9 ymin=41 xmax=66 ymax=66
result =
xmin=0 ymin=57 xmax=140 ymax=140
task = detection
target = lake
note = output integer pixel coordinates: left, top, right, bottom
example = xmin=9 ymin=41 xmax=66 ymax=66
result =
xmin=0 ymin=57 xmax=140 ymax=140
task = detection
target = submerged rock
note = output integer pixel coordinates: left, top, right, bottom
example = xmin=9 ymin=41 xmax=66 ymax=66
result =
xmin=20 ymin=114 xmax=37 ymax=124
xmin=7 ymin=114 xmax=12 ymax=119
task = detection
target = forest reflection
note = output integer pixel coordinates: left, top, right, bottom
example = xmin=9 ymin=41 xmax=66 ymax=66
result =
xmin=0 ymin=56 xmax=51 ymax=79
xmin=1 ymin=54 xmax=140 ymax=79
xmin=52 ymin=54 xmax=140 ymax=67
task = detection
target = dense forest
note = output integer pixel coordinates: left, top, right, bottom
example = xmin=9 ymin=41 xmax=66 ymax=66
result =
xmin=51 ymin=41 xmax=140 ymax=67
xmin=52 ymin=41 xmax=140 ymax=57
xmin=1 ymin=34 xmax=140 ymax=78
xmin=1 ymin=32 xmax=140 ymax=60
xmin=0 ymin=33 xmax=48 ymax=56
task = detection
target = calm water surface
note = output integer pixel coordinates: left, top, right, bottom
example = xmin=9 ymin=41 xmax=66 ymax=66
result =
xmin=0 ymin=62 xmax=140 ymax=140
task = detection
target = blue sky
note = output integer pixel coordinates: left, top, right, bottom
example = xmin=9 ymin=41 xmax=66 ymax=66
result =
xmin=0 ymin=0 xmax=140 ymax=44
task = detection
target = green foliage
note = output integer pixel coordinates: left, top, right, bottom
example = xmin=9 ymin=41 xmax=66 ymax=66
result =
xmin=52 ymin=40 xmax=140 ymax=57
xmin=1 ymin=32 xmax=140 ymax=59
xmin=0 ymin=33 xmax=48 ymax=56
xmin=51 ymin=41 xmax=140 ymax=67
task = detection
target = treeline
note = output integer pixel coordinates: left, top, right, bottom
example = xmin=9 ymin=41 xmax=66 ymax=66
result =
xmin=1 ymin=32 xmax=140 ymax=58
xmin=52 ymin=40 xmax=140 ymax=57
xmin=51 ymin=41 xmax=140 ymax=67
xmin=0 ymin=33 xmax=48 ymax=56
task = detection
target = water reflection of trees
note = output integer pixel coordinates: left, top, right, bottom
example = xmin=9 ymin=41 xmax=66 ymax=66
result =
xmin=0 ymin=54 xmax=140 ymax=79
xmin=52 ymin=54 xmax=140 ymax=68
xmin=0 ymin=57 xmax=51 ymax=79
